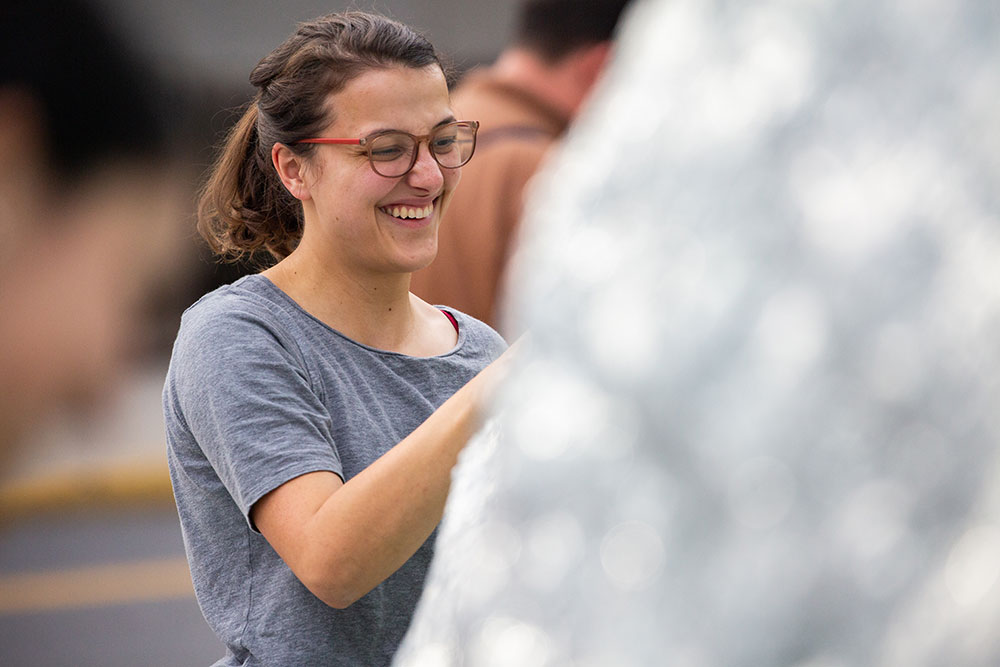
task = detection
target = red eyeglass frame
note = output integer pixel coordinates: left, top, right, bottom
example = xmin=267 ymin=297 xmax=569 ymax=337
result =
xmin=294 ymin=120 xmax=479 ymax=177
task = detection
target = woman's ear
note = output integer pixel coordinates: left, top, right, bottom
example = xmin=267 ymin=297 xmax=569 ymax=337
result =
xmin=271 ymin=142 xmax=311 ymax=201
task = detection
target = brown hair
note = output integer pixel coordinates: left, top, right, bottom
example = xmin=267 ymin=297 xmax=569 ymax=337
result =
xmin=197 ymin=11 xmax=445 ymax=263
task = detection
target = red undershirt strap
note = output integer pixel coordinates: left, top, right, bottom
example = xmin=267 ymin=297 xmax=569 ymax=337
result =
xmin=439 ymin=309 xmax=459 ymax=333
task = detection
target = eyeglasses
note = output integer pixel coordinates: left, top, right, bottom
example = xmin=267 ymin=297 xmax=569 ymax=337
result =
xmin=296 ymin=120 xmax=479 ymax=178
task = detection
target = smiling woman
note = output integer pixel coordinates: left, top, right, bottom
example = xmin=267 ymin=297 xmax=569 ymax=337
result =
xmin=164 ymin=11 xmax=514 ymax=666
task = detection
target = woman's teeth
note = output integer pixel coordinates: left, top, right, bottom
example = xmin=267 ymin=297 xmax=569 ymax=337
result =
xmin=381 ymin=204 xmax=433 ymax=220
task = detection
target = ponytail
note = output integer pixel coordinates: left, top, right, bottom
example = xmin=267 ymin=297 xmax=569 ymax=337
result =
xmin=197 ymin=102 xmax=302 ymax=264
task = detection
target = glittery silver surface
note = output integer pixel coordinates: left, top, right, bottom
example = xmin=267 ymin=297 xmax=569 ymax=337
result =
xmin=396 ymin=0 xmax=1000 ymax=664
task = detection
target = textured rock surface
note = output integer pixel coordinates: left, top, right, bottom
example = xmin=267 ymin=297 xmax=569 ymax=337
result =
xmin=396 ymin=0 xmax=1000 ymax=664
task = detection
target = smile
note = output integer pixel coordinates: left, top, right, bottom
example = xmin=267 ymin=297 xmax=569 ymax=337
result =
xmin=379 ymin=203 xmax=434 ymax=220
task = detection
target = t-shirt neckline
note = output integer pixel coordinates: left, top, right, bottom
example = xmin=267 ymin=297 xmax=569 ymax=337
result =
xmin=243 ymin=274 xmax=466 ymax=360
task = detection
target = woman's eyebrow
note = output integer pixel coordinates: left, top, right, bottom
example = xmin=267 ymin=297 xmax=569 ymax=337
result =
xmin=362 ymin=116 xmax=457 ymax=136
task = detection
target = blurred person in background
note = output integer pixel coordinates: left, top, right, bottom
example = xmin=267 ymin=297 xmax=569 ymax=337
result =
xmin=409 ymin=0 xmax=632 ymax=333
xmin=164 ymin=12 xmax=514 ymax=665
xmin=0 ymin=0 xmax=184 ymax=465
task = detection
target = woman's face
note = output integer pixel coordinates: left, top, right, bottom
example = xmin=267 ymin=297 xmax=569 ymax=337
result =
xmin=296 ymin=64 xmax=461 ymax=277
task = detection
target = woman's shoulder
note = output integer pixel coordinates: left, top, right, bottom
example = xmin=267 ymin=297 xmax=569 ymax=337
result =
xmin=443 ymin=307 xmax=508 ymax=359
xmin=175 ymin=274 xmax=304 ymax=351
xmin=182 ymin=275 xmax=287 ymax=327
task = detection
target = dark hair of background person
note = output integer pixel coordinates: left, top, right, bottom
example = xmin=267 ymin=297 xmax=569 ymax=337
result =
xmin=513 ymin=0 xmax=632 ymax=62
xmin=0 ymin=0 xmax=169 ymax=186
xmin=197 ymin=11 xmax=448 ymax=265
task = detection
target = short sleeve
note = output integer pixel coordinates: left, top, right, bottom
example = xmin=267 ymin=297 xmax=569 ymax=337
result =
xmin=164 ymin=298 xmax=342 ymax=524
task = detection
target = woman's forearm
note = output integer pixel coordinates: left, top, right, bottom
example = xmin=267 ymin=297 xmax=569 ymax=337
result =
xmin=303 ymin=374 xmax=486 ymax=607
xmin=253 ymin=351 xmax=509 ymax=608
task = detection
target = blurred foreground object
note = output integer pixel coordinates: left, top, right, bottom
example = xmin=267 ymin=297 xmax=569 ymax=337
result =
xmin=0 ymin=0 xmax=185 ymax=464
xmin=396 ymin=0 xmax=1000 ymax=664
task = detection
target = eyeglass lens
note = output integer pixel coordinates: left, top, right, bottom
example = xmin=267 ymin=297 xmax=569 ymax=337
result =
xmin=368 ymin=123 xmax=476 ymax=177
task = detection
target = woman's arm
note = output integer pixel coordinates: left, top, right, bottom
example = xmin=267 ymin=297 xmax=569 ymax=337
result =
xmin=251 ymin=348 xmax=513 ymax=608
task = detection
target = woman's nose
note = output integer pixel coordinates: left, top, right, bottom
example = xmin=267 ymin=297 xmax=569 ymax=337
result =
xmin=406 ymin=142 xmax=445 ymax=189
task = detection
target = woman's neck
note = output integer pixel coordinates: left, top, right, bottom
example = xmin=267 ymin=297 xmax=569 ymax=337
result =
xmin=262 ymin=248 xmax=418 ymax=351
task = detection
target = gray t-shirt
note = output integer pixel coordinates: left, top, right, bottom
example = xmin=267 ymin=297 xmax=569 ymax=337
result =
xmin=163 ymin=274 xmax=507 ymax=666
